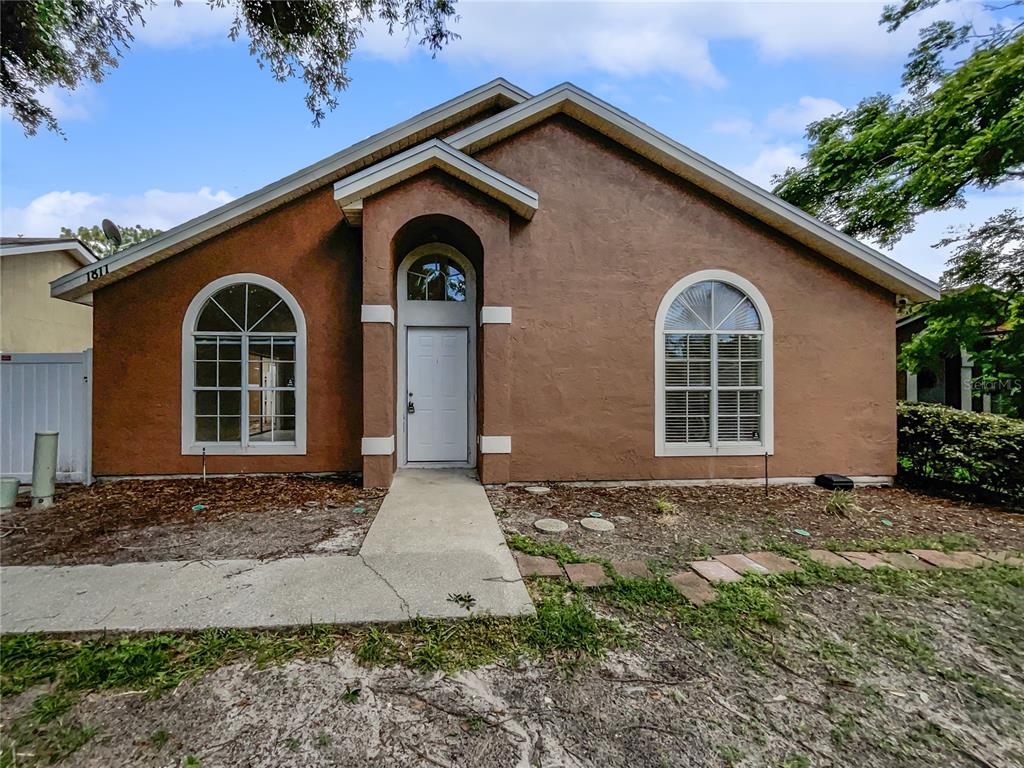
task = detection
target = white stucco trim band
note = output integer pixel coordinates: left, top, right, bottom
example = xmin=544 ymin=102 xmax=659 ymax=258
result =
xmin=361 ymin=304 xmax=395 ymax=324
xmin=361 ymin=436 xmax=396 ymax=456
xmin=333 ymin=139 xmax=539 ymax=223
xmin=480 ymin=306 xmax=512 ymax=324
xmin=480 ymin=436 xmax=512 ymax=454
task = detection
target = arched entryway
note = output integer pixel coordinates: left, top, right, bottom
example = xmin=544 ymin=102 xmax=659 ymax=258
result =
xmin=396 ymin=241 xmax=478 ymax=468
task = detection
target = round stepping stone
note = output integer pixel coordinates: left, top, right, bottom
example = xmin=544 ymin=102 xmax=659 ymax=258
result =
xmin=534 ymin=518 xmax=568 ymax=533
xmin=580 ymin=518 xmax=614 ymax=532
xmin=524 ymin=486 xmax=551 ymax=495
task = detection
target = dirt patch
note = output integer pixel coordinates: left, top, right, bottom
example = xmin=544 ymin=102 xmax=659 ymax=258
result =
xmin=0 ymin=474 xmax=384 ymax=566
xmin=5 ymin=576 xmax=1022 ymax=768
xmin=488 ymin=483 xmax=1024 ymax=565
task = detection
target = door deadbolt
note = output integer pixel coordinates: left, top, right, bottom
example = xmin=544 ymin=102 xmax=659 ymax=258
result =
xmin=407 ymin=401 xmax=415 ymax=414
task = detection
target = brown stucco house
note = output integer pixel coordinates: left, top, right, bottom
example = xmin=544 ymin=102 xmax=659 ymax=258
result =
xmin=51 ymin=80 xmax=939 ymax=488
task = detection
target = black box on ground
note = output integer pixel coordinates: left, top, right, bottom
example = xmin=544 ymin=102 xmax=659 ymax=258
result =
xmin=814 ymin=474 xmax=854 ymax=490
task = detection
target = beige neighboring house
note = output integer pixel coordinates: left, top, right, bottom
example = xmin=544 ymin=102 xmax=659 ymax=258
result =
xmin=1 ymin=237 xmax=97 ymax=353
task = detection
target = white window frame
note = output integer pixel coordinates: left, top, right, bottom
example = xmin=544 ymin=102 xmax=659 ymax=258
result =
xmin=181 ymin=273 xmax=307 ymax=455
xmin=655 ymin=269 xmax=774 ymax=457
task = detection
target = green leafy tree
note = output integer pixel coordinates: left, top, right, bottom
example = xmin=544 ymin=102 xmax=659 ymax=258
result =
xmin=2 ymin=0 xmax=459 ymax=136
xmin=60 ymin=223 xmax=161 ymax=259
xmin=774 ymin=0 xmax=1023 ymax=246
xmin=774 ymin=0 xmax=1023 ymax=415
xmin=900 ymin=211 xmax=1023 ymax=415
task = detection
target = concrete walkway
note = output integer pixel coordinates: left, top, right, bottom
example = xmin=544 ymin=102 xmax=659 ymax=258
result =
xmin=0 ymin=469 xmax=533 ymax=633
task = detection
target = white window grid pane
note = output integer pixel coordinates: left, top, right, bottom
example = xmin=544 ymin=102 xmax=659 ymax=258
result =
xmin=664 ymin=333 xmax=712 ymax=444
xmin=664 ymin=329 xmax=764 ymax=447
xmin=714 ymin=333 xmax=763 ymax=444
xmin=193 ymin=331 xmax=297 ymax=446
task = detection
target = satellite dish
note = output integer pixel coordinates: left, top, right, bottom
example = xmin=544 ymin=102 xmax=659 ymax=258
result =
xmin=101 ymin=219 xmax=122 ymax=247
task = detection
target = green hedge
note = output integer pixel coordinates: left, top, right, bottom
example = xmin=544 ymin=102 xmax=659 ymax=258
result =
xmin=897 ymin=402 xmax=1024 ymax=505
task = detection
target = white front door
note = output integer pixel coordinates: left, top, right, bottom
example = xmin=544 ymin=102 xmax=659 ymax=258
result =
xmin=406 ymin=327 xmax=469 ymax=462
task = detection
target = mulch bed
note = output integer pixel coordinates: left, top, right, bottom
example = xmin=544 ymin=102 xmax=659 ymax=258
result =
xmin=0 ymin=474 xmax=384 ymax=566
xmin=488 ymin=483 xmax=1024 ymax=566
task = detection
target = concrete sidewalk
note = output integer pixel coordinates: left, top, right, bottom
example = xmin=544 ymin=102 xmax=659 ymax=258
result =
xmin=0 ymin=469 xmax=533 ymax=633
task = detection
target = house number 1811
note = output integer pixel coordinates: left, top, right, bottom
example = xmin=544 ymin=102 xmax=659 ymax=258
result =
xmin=86 ymin=264 xmax=109 ymax=281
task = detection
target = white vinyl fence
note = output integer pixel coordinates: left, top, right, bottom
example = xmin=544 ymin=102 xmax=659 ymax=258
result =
xmin=0 ymin=351 xmax=92 ymax=483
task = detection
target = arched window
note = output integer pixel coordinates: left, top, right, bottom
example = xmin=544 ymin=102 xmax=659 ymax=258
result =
xmin=406 ymin=253 xmax=466 ymax=302
xmin=181 ymin=274 xmax=306 ymax=455
xmin=655 ymin=270 xmax=773 ymax=456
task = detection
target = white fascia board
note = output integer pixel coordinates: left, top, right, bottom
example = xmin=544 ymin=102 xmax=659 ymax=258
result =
xmin=50 ymin=79 xmax=531 ymax=303
xmin=3 ymin=240 xmax=97 ymax=266
xmin=342 ymin=200 xmax=363 ymax=226
xmin=333 ymin=139 xmax=539 ymax=221
xmin=896 ymin=312 xmax=928 ymax=329
xmin=449 ymin=84 xmax=940 ymax=302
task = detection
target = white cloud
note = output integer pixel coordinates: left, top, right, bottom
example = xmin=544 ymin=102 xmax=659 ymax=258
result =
xmin=132 ymin=0 xmax=233 ymax=47
xmin=37 ymin=86 xmax=96 ymax=122
xmin=711 ymin=117 xmax=755 ymax=137
xmin=2 ymin=187 xmax=234 ymax=238
xmin=765 ymin=95 xmax=844 ymax=134
xmin=358 ymin=0 xmax=954 ymax=83
xmin=362 ymin=3 xmax=725 ymax=86
xmin=734 ymin=145 xmax=802 ymax=189
xmin=884 ymin=191 xmax=1024 ymax=281
xmin=90 ymin=0 xmax=967 ymax=91
xmin=1 ymin=86 xmax=96 ymax=129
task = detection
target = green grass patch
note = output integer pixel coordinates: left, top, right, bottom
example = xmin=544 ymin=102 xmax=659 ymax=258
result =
xmin=506 ymin=533 xmax=598 ymax=564
xmin=1 ymin=626 xmax=345 ymax=700
xmin=354 ymin=592 xmax=627 ymax=673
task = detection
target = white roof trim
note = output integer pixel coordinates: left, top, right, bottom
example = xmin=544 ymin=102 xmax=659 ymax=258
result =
xmin=2 ymin=239 xmax=97 ymax=266
xmin=333 ymin=139 xmax=539 ymax=222
xmin=448 ymin=84 xmax=940 ymax=302
xmin=50 ymin=79 xmax=530 ymax=303
xmin=896 ymin=313 xmax=927 ymax=328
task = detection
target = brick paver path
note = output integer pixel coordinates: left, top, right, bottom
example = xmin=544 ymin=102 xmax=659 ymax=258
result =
xmin=839 ymin=552 xmax=893 ymax=570
xmin=564 ymin=562 xmax=610 ymax=587
xmin=876 ymin=552 xmax=933 ymax=570
xmin=511 ymin=545 xmax=1022 ymax=609
xmin=612 ymin=560 xmax=654 ymax=580
xmin=713 ymin=553 xmax=770 ymax=575
xmin=668 ymin=572 xmax=717 ymax=605
xmin=689 ymin=560 xmax=744 ymax=583
xmin=513 ymin=553 xmax=564 ymax=578
xmin=807 ymin=550 xmax=852 ymax=568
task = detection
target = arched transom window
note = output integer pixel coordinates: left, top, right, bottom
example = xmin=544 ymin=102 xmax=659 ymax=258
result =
xmin=407 ymin=253 xmax=466 ymax=302
xmin=182 ymin=275 xmax=306 ymax=455
xmin=656 ymin=272 xmax=773 ymax=456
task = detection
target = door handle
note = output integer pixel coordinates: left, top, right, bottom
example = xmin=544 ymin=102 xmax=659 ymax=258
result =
xmin=407 ymin=401 xmax=415 ymax=414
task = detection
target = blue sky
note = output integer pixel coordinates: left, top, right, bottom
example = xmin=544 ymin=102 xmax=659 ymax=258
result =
xmin=2 ymin=0 xmax=1020 ymax=280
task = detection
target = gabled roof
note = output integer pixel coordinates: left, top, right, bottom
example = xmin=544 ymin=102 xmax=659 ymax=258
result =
xmin=1 ymin=237 xmax=97 ymax=266
xmin=51 ymin=78 xmax=940 ymax=304
xmin=447 ymin=83 xmax=939 ymax=302
xmin=50 ymin=79 xmax=530 ymax=303
xmin=333 ymin=139 xmax=539 ymax=224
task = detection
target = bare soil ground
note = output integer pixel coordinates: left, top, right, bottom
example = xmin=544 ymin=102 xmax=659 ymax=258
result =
xmin=0 ymin=474 xmax=384 ymax=566
xmin=3 ymin=573 xmax=1022 ymax=768
xmin=488 ymin=483 xmax=1024 ymax=566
